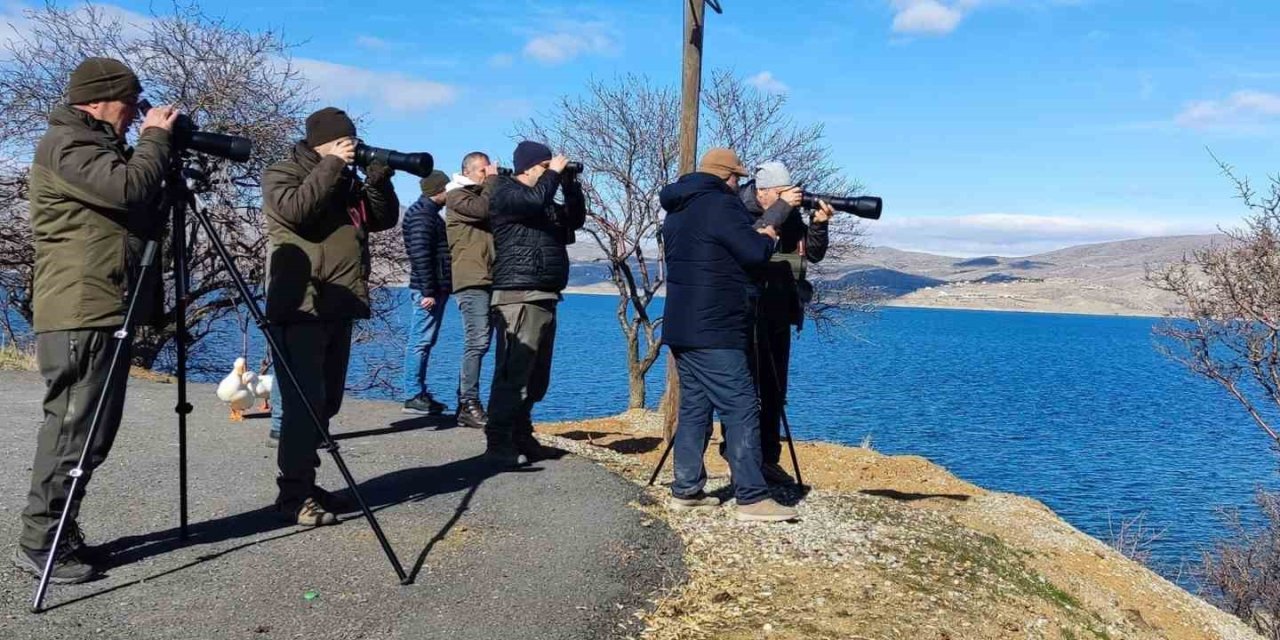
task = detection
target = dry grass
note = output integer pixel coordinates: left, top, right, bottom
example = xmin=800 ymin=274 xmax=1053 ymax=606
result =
xmin=0 ymin=341 xmax=36 ymax=371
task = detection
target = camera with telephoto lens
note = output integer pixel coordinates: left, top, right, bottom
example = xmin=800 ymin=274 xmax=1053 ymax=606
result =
xmin=137 ymin=100 xmax=252 ymax=163
xmin=799 ymin=192 xmax=883 ymax=220
xmin=497 ymin=161 xmax=583 ymax=176
xmin=353 ymin=143 xmax=434 ymax=178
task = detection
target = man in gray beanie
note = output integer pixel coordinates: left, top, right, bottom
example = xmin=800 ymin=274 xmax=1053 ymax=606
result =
xmin=401 ymin=169 xmax=452 ymax=416
xmin=13 ymin=57 xmax=178 ymax=584
xmin=262 ymin=107 xmax=399 ymax=526
xmin=739 ymin=160 xmax=832 ymax=485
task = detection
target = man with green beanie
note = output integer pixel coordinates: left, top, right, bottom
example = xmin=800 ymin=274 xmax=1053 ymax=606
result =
xmin=14 ymin=57 xmax=179 ymax=584
xmin=263 ymin=106 xmax=399 ymax=526
xmin=401 ymin=169 xmax=451 ymax=415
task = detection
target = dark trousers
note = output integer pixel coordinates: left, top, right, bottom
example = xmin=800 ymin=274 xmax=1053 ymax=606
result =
xmin=487 ymin=301 xmax=556 ymax=444
xmin=455 ymin=288 xmax=493 ymax=403
xmin=671 ymin=348 xmax=769 ymax=506
xmin=20 ymin=329 xmax=128 ymax=552
xmin=748 ymin=322 xmax=791 ymax=466
xmin=271 ymin=320 xmax=352 ymax=502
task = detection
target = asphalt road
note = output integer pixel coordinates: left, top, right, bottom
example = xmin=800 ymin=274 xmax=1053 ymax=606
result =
xmin=0 ymin=370 xmax=682 ymax=639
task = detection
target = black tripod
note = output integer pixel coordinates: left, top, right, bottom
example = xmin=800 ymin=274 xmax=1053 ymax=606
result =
xmin=646 ymin=309 xmax=804 ymax=489
xmin=32 ymin=159 xmax=408 ymax=613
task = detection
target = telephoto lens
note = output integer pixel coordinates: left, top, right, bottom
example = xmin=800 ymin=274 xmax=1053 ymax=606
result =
xmin=137 ymin=100 xmax=252 ymax=162
xmin=353 ymin=144 xmax=434 ymax=178
xmin=799 ymin=192 xmax=883 ymax=220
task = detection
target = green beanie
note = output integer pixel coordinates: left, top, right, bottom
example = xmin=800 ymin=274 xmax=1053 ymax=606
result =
xmin=420 ymin=170 xmax=448 ymax=197
xmin=66 ymin=57 xmax=142 ymax=105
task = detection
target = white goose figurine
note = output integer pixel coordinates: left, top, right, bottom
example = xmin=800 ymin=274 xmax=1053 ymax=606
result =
xmin=216 ymin=357 xmax=256 ymax=421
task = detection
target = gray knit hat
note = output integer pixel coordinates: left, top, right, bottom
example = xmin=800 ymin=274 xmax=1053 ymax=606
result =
xmin=754 ymin=161 xmax=792 ymax=189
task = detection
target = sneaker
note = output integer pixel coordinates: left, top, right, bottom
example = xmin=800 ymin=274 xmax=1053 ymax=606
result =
xmin=403 ymin=394 xmax=446 ymax=416
xmin=669 ymin=492 xmax=721 ymax=513
xmin=736 ymin=498 xmax=799 ymax=523
xmin=64 ymin=523 xmax=108 ymax=566
xmin=762 ymin=462 xmax=796 ymax=486
xmin=456 ymin=399 xmax=488 ymax=429
xmin=11 ymin=546 xmax=97 ymax=584
xmin=514 ymin=433 xmax=563 ymax=463
xmin=279 ymin=496 xmax=338 ymax=527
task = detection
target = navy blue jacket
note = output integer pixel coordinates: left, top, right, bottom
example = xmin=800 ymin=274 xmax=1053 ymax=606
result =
xmin=402 ymin=195 xmax=451 ymax=297
xmin=661 ymin=172 xmax=775 ymax=350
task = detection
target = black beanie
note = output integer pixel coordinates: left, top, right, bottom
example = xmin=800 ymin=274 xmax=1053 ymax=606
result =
xmin=513 ymin=140 xmax=552 ymax=175
xmin=305 ymin=107 xmax=357 ymax=148
xmin=420 ymin=170 xmax=448 ymax=197
xmin=66 ymin=57 xmax=142 ymax=105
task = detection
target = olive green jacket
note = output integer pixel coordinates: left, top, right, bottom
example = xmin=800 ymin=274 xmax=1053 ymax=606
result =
xmin=263 ymin=142 xmax=399 ymax=323
xmin=29 ymin=105 xmax=172 ymax=333
xmin=444 ymin=174 xmax=498 ymax=292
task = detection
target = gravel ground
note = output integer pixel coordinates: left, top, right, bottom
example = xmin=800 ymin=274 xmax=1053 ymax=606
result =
xmin=0 ymin=370 xmax=683 ymax=639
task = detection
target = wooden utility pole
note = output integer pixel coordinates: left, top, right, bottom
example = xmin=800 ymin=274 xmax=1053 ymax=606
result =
xmin=660 ymin=0 xmax=713 ymax=440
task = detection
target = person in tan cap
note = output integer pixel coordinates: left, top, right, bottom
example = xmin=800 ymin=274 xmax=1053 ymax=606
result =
xmin=657 ymin=148 xmax=799 ymax=522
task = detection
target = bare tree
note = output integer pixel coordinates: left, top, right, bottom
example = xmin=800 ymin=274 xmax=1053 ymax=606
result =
xmin=519 ymin=71 xmax=869 ymax=411
xmin=1147 ymin=161 xmax=1280 ymax=637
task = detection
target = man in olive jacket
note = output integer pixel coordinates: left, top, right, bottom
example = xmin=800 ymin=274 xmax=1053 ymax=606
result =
xmin=485 ymin=141 xmax=585 ymax=466
xmin=16 ymin=58 xmax=179 ymax=584
xmin=263 ymin=107 xmax=399 ymax=526
xmin=444 ymin=151 xmax=499 ymax=429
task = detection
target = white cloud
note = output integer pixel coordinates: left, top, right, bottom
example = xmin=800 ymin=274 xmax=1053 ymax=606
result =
xmin=1175 ymin=90 xmax=1280 ymax=130
xmin=891 ymin=0 xmax=965 ymax=36
xmin=747 ymin=71 xmax=788 ymax=94
xmin=293 ymin=58 xmax=457 ymax=112
xmin=522 ymin=25 xmax=615 ymax=64
xmin=867 ymin=213 xmax=1217 ymax=256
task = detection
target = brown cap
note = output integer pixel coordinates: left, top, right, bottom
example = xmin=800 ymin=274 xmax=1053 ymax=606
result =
xmin=66 ymin=57 xmax=142 ymax=105
xmin=697 ymin=147 xmax=749 ymax=180
xmin=305 ymin=107 xmax=357 ymax=148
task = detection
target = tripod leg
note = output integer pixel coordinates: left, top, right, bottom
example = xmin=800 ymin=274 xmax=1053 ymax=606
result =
xmin=187 ymin=202 xmax=408 ymax=584
xmin=31 ymin=241 xmax=158 ymax=613
xmin=757 ymin=321 xmax=804 ymax=488
xmin=647 ymin=436 xmax=676 ymax=487
xmin=171 ymin=186 xmax=192 ymax=541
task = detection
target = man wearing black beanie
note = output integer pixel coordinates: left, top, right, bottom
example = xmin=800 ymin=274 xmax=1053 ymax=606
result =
xmin=484 ymin=141 xmax=587 ymax=466
xmin=262 ymin=107 xmax=399 ymax=525
xmin=13 ymin=57 xmax=179 ymax=584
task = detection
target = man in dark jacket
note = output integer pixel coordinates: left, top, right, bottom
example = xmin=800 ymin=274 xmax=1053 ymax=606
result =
xmin=485 ymin=141 xmax=586 ymax=466
xmin=263 ymin=107 xmax=399 ymax=526
xmin=445 ymin=152 xmax=500 ymax=428
xmin=660 ymin=148 xmax=797 ymax=522
xmin=15 ymin=58 xmax=178 ymax=584
xmin=401 ymin=170 xmax=451 ymax=415
xmin=739 ymin=161 xmax=833 ymax=484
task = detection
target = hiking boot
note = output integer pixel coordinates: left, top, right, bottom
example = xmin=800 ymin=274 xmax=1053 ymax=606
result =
xmin=484 ymin=439 xmax=521 ymax=469
xmin=312 ymin=486 xmax=353 ymax=514
xmin=736 ymin=498 xmax=799 ymax=523
xmin=11 ymin=546 xmax=97 ymax=585
xmin=669 ymin=492 xmax=722 ymax=513
xmin=456 ymin=399 xmax=488 ymax=429
xmin=762 ymin=462 xmax=796 ymax=486
xmin=403 ymin=393 xmax=446 ymax=416
xmin=279 ymin=496 xmax=338 ymax=527
xmin=64 ymin=523 xmax=108 ymax=566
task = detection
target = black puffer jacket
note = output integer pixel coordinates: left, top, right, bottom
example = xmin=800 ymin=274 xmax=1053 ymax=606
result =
xmin=489 ymin=171 xmax=587 ymax=292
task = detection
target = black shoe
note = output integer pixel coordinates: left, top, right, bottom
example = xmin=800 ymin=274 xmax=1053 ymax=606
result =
xmin=11 ymin=546 xmax=97 ymax=585
xmin=403 ymin=394 xmax=446 ymax=416
xmin=64 ymin=523 xmax=108 ymax=566
xmin=484 ymin=439 xmax=521 ymax=468
xmin=456 ymin=399 xmax=488 ymax=429
xmin=514 ymin=433 xmax=563 ymax=463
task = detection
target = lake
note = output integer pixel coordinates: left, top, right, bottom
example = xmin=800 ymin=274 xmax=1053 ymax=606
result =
xmin=143 ymin=291 xmax=1280 ymax=582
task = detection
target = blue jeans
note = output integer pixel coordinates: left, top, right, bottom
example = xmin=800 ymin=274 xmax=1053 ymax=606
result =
xmin=403 ymin=291 xmax=448 ymax=400
xmin=455 ymin=288 xmax=493 ymax=403
xmin=671 ymin=347 xmax=769 ymax=506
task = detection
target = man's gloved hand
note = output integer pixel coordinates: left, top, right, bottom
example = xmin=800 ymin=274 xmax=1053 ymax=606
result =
xmin=364 ymin=161 xmax=395 ymax=186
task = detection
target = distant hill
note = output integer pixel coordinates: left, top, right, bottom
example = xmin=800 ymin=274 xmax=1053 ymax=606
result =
xmin=561 ymin=234 xmax=1226 ymax=317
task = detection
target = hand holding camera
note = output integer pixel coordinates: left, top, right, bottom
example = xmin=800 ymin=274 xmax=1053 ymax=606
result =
xmin=318 ymin=137 xmax=357 ymax=165
xmin=778 ymin=186 xmax=802 ymax=209
xmin=812 ymin=199 xmax=836 ymax=223
xmin=141 ymin=104 xmax=180 ymax=133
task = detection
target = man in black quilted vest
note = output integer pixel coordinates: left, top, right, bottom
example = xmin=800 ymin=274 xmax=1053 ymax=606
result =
xmin=485 ymin=141 xmax=586 ymax=466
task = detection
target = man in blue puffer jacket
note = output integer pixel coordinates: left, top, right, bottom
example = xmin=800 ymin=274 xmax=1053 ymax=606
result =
xmin=660 ymin=147 xmax=798 ymax=523
xmin=401 ymin=170 xmax=452 ymax=415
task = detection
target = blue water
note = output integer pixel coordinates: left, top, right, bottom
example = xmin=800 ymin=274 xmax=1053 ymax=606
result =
xmin=45 ymin=291 xmax=1280 ymax=581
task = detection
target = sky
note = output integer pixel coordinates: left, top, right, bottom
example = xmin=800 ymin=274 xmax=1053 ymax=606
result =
xmin=5 ymin=0 xmax=1278 ymax=257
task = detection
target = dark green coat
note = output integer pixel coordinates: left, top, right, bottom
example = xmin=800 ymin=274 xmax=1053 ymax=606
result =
xmin=263 ymin=142 xmax=399 ymax=323
xmin=29 ymin=105 xmax=172 ymax=333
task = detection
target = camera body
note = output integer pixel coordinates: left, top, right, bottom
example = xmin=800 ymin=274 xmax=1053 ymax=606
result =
xmin=353 ymin=144 xmax=434 ymax=178
xmin=137 ymin=100 xmax=252 ymax=162
xmin=497 ymin=161 xmax=583 ymax=177
xmin=799 ymin=192 xmax=883 ymax=220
